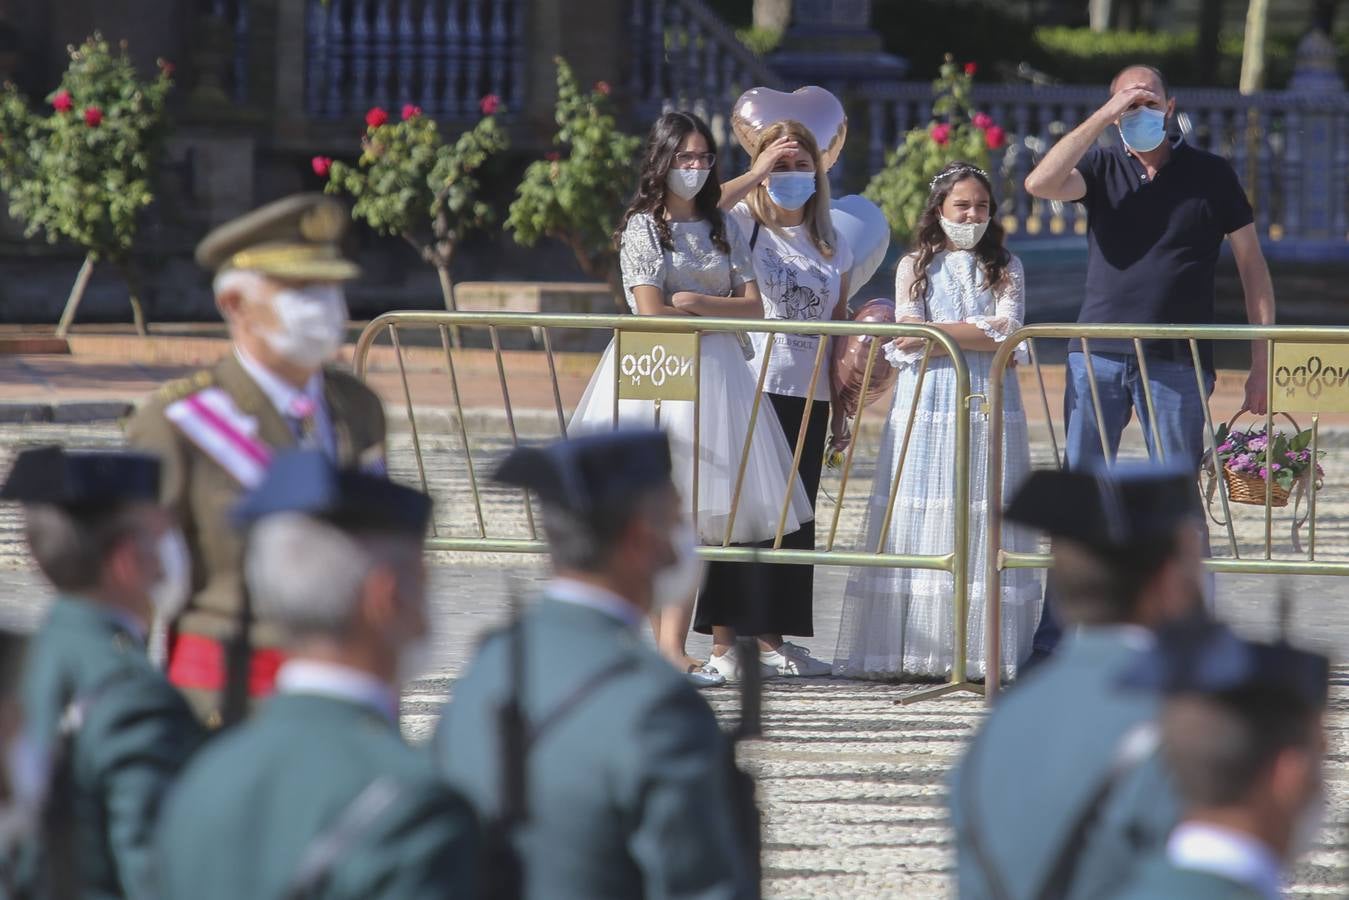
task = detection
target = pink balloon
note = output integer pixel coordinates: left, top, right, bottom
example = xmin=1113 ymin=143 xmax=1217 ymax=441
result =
xmin=731 ymin=86 xmax=848 ymax=171
xmin=831 ymin=299 xmax=899 ymax=419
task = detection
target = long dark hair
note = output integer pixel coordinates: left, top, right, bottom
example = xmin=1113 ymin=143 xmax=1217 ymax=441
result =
xmin=908 ymin=161 xmax=1011 ymax=306
xmin=613 ymin=111 xmax=731 ymax=256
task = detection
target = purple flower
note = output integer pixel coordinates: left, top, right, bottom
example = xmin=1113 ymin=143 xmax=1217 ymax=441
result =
xmin=1217 ymin=440 xmax=1236 ymax=453
xmin=1247 ymin=435 xmax=1268 ymax=452
xmin=1230 ymin=453 xmax=1254 ymax=472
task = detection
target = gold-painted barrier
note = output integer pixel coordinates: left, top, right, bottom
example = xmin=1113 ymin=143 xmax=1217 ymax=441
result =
xmin=984 ymin=324 xmax=1349 ymax=703
xmin=354 ymin=310 xmax=980 ymax=703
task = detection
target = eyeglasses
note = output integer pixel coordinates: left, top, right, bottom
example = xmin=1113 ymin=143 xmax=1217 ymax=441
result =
xmin=673 ymin=152 xmax=716 ymax=169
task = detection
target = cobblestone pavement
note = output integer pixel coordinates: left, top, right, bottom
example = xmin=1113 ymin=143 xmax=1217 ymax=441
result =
xmin=0 ymin=424 xmax=1346 ymax=897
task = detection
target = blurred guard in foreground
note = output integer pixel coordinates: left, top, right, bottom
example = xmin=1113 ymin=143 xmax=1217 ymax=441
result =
xmin=127 ymin=194 xmax=386 ymax=727
xmin=436 ymin=430 xmax=756 ymax=899
xmin=1112 ymin=624 xmax=1329 ymax=899
xmin=950 ymin=465 xmax=1205 ymax=900
xmin=155 ymin=451 xmax=476 ymax=900
xmin=1 ymin=629 xmax=32 ymax=895
xmin=1 ymin=447 xmax=204 ymax=900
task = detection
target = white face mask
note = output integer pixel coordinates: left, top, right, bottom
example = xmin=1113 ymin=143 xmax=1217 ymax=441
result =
xmin=255 ymin=284 xmax=349 ymax=368
xmin=149 ymin=529 xmax=192 ymax=622
xmin=939 ymin=216 xmax=990 ymax=250
xmin=666 ymin=167 xmax=710 ymax=201
xmin=651 ymin=522 xmax=705 ymax=610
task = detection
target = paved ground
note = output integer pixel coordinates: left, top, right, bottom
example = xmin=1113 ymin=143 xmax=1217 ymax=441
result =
xmin=0 ymin=422 xmax=1346 ymax=898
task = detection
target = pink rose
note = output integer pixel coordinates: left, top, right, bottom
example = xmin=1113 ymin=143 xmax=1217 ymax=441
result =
xmin=595 ymin=81 xmax=611 ymax=96
xmin=931 ymin=123 xmax=951 ymax=145
xmin=83 ymin=106 xmax=103 ymax=128
xmin=985 ymin=125 xmax=1006 ymax=150
xmin=402 ymin=103 xmax=422 ymax=120
xmin=479 ymin=94 xmax=501 ymax=116
xmin=311 ymin=156 xmax=333 ymax=178
xmin=964 ymin=62 xmax=978 ymax=76
xmin=365 ymin=107 xmax=389 ymax=129
xmin=972 ymin=112 xmax=993 ymax=130
xmin=52 ymin=90 xmax=73 ymax=113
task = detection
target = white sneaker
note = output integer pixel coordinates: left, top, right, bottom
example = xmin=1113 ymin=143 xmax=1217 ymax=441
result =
xmin=686 ymin=663 xmax=726 ymax=689
xmin=762 ymin=642 xmax=832 ymax=677
xmin=706 ymin=650 xmax=774 ymax=683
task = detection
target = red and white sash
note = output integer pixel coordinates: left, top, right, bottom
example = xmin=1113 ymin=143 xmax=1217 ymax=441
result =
xmin=165 ymin=387 xmax=272 ymax=487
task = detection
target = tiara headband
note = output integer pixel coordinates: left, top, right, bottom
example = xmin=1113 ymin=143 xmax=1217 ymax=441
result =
xmin=930 ymin=165 xmax=988 ymax=190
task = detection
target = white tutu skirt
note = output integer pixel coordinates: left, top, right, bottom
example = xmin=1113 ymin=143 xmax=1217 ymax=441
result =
xmin=569 ymin=333 xmax=813 ymax=545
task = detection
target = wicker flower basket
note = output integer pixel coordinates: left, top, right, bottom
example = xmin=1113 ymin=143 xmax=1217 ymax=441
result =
xmin=1221 ymin=466 xmax=1291 ymax=508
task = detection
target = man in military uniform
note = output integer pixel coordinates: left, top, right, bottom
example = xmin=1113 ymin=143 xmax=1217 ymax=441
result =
xmin=1112 ymin=624 xmax=1329 ymax=900
xmin=950 ymin=465 xmax=1206 ymax=900
xmin=1 ymin=447 xmax=205 ymax=900
xmin=436 ymin=430 xmax=754 ymax=900
xmin=155 ymin=451 xmax=477 ymax=899
xmin=126 ymin=193 xmax=386 ymax=726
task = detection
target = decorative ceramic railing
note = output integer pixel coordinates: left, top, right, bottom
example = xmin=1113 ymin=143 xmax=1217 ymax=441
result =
xmin=303 ymin=0 xmax=526 ymax=120
xmin=860 ymin=82 xmax=1349 ymax=247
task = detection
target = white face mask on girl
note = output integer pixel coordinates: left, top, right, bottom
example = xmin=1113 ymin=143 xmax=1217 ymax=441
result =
xmin=651 ymin=522 xmax=705 ymax=610
xmin=939 ymin=216 xmax=990 ymax=251
xmin=254 ymin=284 xmax=349 ymax=369
xmin=666 ymin=168 xmax=710 ymax=201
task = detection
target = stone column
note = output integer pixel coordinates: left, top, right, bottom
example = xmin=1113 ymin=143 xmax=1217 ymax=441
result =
xmin=1288 ymin=29 xmax=1345 ymax=241
xmin=769 ymin=0 xmax=906 ymax=190
xmin=523 ymin=0 xmax=626 ymax=139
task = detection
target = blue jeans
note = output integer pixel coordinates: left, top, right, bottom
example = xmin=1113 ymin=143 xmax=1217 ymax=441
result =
xmin=1031 ymin=352 xmax=1215 ymax=655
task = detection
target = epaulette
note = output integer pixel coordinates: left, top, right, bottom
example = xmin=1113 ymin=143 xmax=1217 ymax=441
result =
xmin=157 ymin=369 xmax=215 ymax=403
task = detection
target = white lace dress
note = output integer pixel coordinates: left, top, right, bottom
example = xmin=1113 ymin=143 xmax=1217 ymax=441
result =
xmin=832 ymin=250 xmax=1041 ymax=680
xmin=569 ymin=212 xmax=812 ymax=545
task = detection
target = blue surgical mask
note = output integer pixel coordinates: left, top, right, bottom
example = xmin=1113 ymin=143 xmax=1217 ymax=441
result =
xmin=1118 ymin=107 xmax=1167 ymax=153
xmin=766 ymin=171 xmax=817 ymax=211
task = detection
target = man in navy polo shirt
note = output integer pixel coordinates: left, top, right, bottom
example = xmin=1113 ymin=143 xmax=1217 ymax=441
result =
xmin=1023 ymin=64 xmax=1276 ymax=662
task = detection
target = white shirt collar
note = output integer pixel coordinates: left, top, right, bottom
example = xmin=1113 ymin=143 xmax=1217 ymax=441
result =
xmin=1168 ymin=822 xmax=1284 ymax=900
xmin=547 ymin=577 xmax=645 ymax=629
xmin=234 ymin=347 xmax=324 ymax=418
xmin=1072 ymin=623 xmax=1156 ymax=651
xmin=276 ymin=659 xmax=398 ymax=723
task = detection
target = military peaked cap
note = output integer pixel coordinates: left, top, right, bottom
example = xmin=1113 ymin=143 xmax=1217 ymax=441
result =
xmin=196 ymin=193 xmax=360 ymax=281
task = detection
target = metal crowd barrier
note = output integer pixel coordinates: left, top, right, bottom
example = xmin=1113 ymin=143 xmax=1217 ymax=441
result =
xmin=985 ymin=324 xmax=1349 ymax=702
xmin=353 ymin=310 xmax=983 ymax=704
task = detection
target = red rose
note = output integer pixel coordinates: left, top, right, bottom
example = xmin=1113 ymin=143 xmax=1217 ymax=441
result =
xmin=985 ymin=125 xmax=1007 ymax=150
xmin=964 ymin=62 xmax=978 ymax=76
xmin=402 ymin=103 xmax=422 ymax=120
xmin=595 ymin=81 xmax=611 ymax=96
xmin=972 ymin=112 xmax=993 ymax=130
xmin=545 ymin=151 xmax=561 ymax=162
xmin=83 ymin=106 xmax=102 ymax=128
xmin=159 ymin=59 xmax=175 ymax=77
xmin=931 ymin=123 xmax=951 ymax=145
xmin=365 ymin=107 xmax=389 ymax=129
xmin=52 ymin=90 xmax=73 ymax=113
xmin=479 ymin=94 xmax=501 ymax=115
xmin=311 ymin=156 xmax=333 ymax=178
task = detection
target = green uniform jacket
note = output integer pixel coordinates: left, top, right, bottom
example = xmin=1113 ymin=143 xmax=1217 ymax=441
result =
xmin=155 ymin=691 xmax=477 ymax=900
xmin=949 ymin=629 xmax=1180 ymax=900
xmin=1111 ymin=859 xmax=1268 ymax=899
xmin=435 ymin=596 xmax=754 ymax=900
xmin=125 ymin=356 xmax=385 ymax=713
xmin=18 ymin=597 xmax=205 ymax=900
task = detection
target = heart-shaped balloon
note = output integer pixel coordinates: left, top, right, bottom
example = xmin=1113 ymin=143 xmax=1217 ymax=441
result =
xmin=732 ymin=86 xmax=848 ymax=171
xmin=830 ymin=195 xmax=891 ymax=301
xmin=831 ymin=298 xmax=899 ymax=420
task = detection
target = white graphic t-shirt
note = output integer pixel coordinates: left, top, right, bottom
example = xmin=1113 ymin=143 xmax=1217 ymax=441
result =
xmin=729 ymin=201 xmax=854 ymax=401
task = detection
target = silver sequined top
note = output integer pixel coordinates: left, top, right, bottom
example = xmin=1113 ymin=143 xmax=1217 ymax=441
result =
xmin=618 ymin=213 xmax=756 ymax=313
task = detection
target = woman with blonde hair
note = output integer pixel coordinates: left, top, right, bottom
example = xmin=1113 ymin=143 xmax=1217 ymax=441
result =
xmin=693 ymin=119 xmax=853 ymax=681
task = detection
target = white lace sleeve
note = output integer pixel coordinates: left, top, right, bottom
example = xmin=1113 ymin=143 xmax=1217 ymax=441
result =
xmin=885 ymin=253 xmax=930 ymax=370
xmin=619 ymin=214 xmax=666 ymax=292
xmin=966 ymin=255 xmax=1028 ymax=363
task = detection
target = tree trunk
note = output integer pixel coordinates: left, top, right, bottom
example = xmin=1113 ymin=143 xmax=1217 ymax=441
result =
xmin=753 ymin=0 xmax=791 ymax=33
xmin=1240 ymin=0 xmax=1271 ymax=94
xmin=1197 ymin=0 xmax=1226 ymax=84
xmin=435 ymin=260 xmax=463 ymax=349
xmin=117 ymin=260 xmax=150 ymax=337
xmin=55 ymin=253 xmax=96 ymax=339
